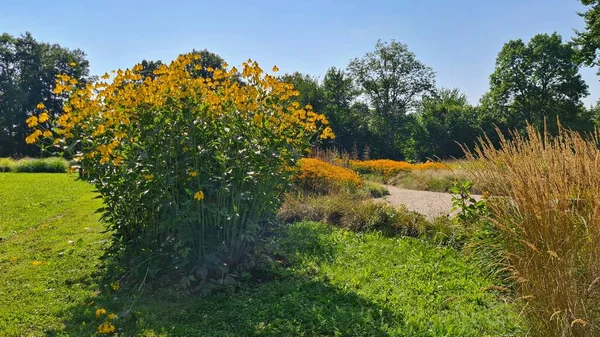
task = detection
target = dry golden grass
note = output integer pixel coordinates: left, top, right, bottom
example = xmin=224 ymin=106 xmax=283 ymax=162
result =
xmin=464 ymin=124 xmax=600 ymax=337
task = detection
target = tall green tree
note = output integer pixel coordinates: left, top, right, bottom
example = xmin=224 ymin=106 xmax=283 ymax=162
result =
xmin=574 ymin=0 xmax=600 ymax=72
xmin=414 ymin=88 xmax=480 ymax=160
xmin=280 ymin=72 xmax=326 ymax=113
xmin=348 ymin=40 xmax=435 ymax=159
xmin=0 ymin=32 xmax=91 ymax=157
xmin=321 ymin=67 xmax=372 ymax=153
xmin=483 ymin=33 xmax=589 ymax=134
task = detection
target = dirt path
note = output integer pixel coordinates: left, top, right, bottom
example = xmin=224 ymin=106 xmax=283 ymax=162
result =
xmin=382 ymin=185 xmax=481 ymax=219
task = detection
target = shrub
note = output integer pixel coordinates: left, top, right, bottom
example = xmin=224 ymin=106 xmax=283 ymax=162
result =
xmin=465 ymin=124 xmax=600 ymax=336
xmin=293 ymin=158 xmax=362 ymax=194
xmin=350 ymin=159 xmax=448 ymax=178
xmin=0 ymin=157 xmax=69 ymax=173
xmin=27 ymin=54 xmax=333 ymax=285
xmin=0 ymin=158 xmax=14 ymax=172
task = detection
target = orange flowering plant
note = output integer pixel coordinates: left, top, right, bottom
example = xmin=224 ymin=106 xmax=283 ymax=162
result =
xmin=293 ymin=158 xmax=362 ymax=194
xmin=27 ymin=53 xmax=333 ymax=284
xmin=350 ymin=159 xmax=448 ymax=177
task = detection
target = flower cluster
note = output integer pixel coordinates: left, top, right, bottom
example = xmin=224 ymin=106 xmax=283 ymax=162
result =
xmin=26 ymin=53 xmax=334 ymax=278
xmin=294 ymin=158 xmax=362 ymax=193
xmin=350 ymin=159 xmax=448 ymax=177
xmin=95 ymin=308 xmax=117 ymax=334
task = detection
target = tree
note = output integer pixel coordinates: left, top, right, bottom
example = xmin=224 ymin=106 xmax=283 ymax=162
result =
xmin=321 ymin=67 xmax=372 ymax=153
xmin=0 ymin=32 xmax=91 ymax=157
xmin=414 ymin=88 xmax=480 ymax=160
xmin=280 ymin=72 xmax=326 ymax=113
xmin=348 ymin=40 xmax=435 ymax=159
xmin=574 ymin=0 xmax=600 ymax=72
xmin=188 ymin=49 xmax=225 ymax=79
xmin=484 ymin=33 xmax=589 ymax=134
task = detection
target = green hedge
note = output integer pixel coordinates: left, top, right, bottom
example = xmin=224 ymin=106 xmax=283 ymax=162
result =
xmin=0 ymin=157 xmax=70 ymax=173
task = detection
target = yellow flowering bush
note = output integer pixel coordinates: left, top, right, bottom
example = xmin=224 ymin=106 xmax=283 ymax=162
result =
xmin=350 ymin=159 xmax=448 ymax=177
xmin=293 ymin=158 xmax=362 ymax=194
xmin=27 ymin=53 xmax=332 ymax=284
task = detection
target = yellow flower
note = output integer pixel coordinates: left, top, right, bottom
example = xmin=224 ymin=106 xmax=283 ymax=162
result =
xmin=143 ymin=174 xmax=153 ymax=180
xmin=272 ymin=65 xmax=279 ymax=72
xmin=26 ymin=116 xmax=38 ymax=127
xmin=189 ymin=171 xmax=199 ymax=177
xmin=10 ymin=256 xmax=17 ymax=261
xmin=95 ymin=308 xmax=107 ymax=318
xmin=111 ymin=282 xmax=120 ymax=291
xmin=32 ymin=260 xmax=42 ymax=266
xmin=96 ymin=322 xmax=115 ymax=334
xmin=193 ymin=191 xmax=204 ymax=201
xmin=43 ymin=130 xmax=53 ymax=138
xmin=107 ymin=313 xmax=117 ymax=320
xmin=36 ymin=103 xmax=45 ymax=109
xmin=69 ymin=62 xmax=77 ymax=67
xmin=38 ymin=113 xmax=49 ymax=123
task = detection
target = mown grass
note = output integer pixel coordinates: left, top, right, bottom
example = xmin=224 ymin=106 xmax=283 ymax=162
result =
xmin=1 ymin=174 xmax=523 ymax=336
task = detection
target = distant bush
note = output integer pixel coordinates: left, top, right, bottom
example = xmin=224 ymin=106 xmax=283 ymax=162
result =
xmin=0 ymin=157 xmax=69 ymax=173
xmin=363 ymin=181 xmax=389 ymax=198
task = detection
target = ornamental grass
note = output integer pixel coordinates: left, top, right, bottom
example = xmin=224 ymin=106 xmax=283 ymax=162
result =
xmin=464 ymin=124 xmax=600 ymax=337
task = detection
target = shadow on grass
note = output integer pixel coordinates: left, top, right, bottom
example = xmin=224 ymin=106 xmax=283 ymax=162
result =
xmin=47 ymin=222 xmax=401 ymax=336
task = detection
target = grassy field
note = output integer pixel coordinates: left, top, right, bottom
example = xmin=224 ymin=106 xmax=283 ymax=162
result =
xmin=0 ymin=174 xmax=522 ymax=336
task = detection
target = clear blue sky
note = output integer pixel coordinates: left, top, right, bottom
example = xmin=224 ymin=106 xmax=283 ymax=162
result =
xmin=2 ymin=0 xmax=598 ymax=105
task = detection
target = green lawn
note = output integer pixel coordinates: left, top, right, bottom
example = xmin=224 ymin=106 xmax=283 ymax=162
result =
xmin=0 ymin=174 xmax=523 ymax=336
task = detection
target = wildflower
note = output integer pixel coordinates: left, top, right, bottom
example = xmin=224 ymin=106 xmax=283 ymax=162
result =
xmin=194 ymin=191 xmax=204 ymax=201
xmin=10 ymin=257 xmax=16 ymax=261
xmin=143 ymin=174 xmax=153 ymax=180
xmin=69 ymin=62 xmax=77 ymax=67
xmin=95 ymin=308 xmax=107 ymax=318
xmin=26 ymin=116 xmax=38 ymax=127
xmin=111 ymin=282 xmax=120 ymax=291
xmin=36 ymin=103 xmax=45 ymax=109
xmin=32 ymin=260 xmax=42 ymax=266
xmin=272 ymin=65 xmax=279 ymax=72
xmin=43 ymin=130 xmax=53 ymax=138
xmin=107 ymin=313 xmax=117 ymax=320
xmin=96 ymin=322 xmax=115 ymax=334
xmin=189 ymin=171 xmax=199 ymax=177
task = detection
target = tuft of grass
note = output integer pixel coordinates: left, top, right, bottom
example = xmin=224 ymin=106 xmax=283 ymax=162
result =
xmin=0 ymin=157 xmax=70 ymax=173
xmin=465 ymin=124 xmax=600 ymax=336
xmin=363 ymin=180 xmax=389 ymax=198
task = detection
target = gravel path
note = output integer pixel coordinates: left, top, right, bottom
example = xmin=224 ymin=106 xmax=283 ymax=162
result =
xmin=382 ymin=185 xmax=481 ymax=219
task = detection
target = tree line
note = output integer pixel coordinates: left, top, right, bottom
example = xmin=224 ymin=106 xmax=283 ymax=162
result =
xmin=2 ymin=1 xmax=600 ymax=159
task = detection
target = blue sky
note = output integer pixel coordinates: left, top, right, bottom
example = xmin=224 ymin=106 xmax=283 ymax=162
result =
xmin=2 ymin=0 xmax=598 ymax=105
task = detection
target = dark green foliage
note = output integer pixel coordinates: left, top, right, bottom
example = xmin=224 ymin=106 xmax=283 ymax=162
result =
xmin=482 ymin=33 xmax=590 ymax=135
xmin=0 ymin=32 xmax=91 ymax=157
xmin=574 ymin=0 xmax=600 ymax=71
xmin=414 ymin=88 xmax=481 ymax=160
